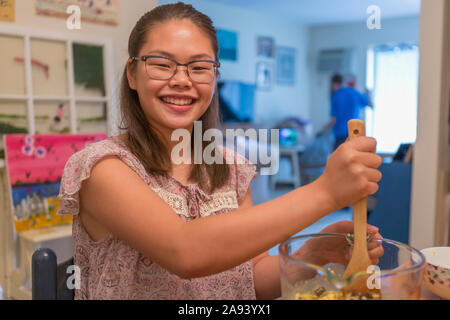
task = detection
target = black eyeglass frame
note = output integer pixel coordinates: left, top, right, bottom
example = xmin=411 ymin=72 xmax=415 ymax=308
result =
xmin=130 ymin=55 xmax=220 ymax=83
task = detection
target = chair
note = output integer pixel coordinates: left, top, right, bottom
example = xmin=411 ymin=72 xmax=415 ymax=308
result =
xmin=298 ymin=131 xmax=333 ymax=185
xmin=32 ymin=248 xmax=74 ymax=300
xmin=270 ymin=146 xmax=302 ymax=189
xmin=367 ymin=162 xmax=412 ymax=244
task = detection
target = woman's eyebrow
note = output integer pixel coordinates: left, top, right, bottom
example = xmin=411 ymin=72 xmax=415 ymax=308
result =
xmin=146 ymin=50 xmax=214 ymax=60
xmin=189 ymin=53 xmax=214 ymax=60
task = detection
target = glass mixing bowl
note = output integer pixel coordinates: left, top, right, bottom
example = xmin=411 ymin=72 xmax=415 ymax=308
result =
xmin=279 ymin=233 xmax=425 ymax=300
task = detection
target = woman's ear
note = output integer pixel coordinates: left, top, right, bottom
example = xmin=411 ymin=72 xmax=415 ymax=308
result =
xmin=126 ymin=58 xmax=137 ymax=90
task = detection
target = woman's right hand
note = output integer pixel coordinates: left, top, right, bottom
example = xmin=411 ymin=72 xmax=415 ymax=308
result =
xmin=314 ymin=137 xmax=382 ymax=211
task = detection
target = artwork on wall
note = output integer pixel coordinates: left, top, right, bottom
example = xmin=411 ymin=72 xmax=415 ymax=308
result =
xmin=4 ymin=133 xmax=107 ymax=232
xmin=257 ymin=36 xmax=275 ymax=58
xmin=73 ymin=43 xmax=105 ymax=95
xmin=35 ymin=0 xmax=118 ymax=26
xmin=276 ymin=46 xmax=296 ymax=86
xmin=0 ymin=0 xmax=15 ymax=22
xmin=217 ymin=29 xmax=238 ymax=61
xmin=256 ymin=61 xmax=273 ymax=91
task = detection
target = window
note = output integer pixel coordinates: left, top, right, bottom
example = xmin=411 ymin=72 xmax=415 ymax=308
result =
xmin=365 ymin=43 xmax=419 ymax=154
xmin=0 ymin=25 xmax=114 ymax=157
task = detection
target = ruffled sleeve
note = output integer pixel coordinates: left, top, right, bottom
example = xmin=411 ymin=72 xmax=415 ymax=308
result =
xmin=57 ymin=138 xmax=150 ymax=216
xmin=233 ymin=151 xmax=258 ymax=205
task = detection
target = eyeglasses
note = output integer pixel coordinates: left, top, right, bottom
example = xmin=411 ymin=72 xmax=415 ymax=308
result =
xmin=131 ymin=55 xmax=220 ymax=84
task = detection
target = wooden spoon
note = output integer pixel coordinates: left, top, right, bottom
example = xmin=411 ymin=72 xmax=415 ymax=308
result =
xmin=341 ymin=119 xmax=380 ymax=297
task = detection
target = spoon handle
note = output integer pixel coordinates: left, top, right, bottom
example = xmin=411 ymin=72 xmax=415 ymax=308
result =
xmin=347 ymin=120 xmax=369 ymax=257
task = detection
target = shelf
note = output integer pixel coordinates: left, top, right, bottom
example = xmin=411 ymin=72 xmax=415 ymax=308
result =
xmin=18 ymin=224 xmax=72 ymax=243
xmin=33 ymin=95 xmax=70 ymax=102
xmin=0 ymin=95 xmax=109 ymax=103
xmin=0 ymin=94 xmax=27 ymax=101
xmin=75 ymin=96 xmax=108 ymax=103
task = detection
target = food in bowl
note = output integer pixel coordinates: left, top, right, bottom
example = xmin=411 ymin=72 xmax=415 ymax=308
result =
xmin=420 ymin=247 xmax=450 ymax=299
xmin=294 ymin=287 xmax=381 ymax=300
xmin=280 ymin=234 xmax=425 ymax=300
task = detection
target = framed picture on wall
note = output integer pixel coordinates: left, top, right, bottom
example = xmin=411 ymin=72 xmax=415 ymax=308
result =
xmin=276 ymin=46 xmax=296 ymax=86
xmin=217 ymin=29 xmax=238 ymax=61
xmin=35 ymin=0 xmax=119 ymax=26
xmin=257 ymin=36 xmax=275 ymax=58
xmin=4 ymin=133 xmax=107 ymax=232
xmin=0 ymin=0 xmax=15 ymax=22
xmin=256 ymin=61 xmax=273 ymax=91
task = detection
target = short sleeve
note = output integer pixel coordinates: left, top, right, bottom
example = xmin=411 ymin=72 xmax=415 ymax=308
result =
xmin=233 ymin=152 xmax=258 ymax=205
xmin=57 ymin=139 xmax=149 ymax=216
xmin=331 ymin=95 xmax=338 ymax=118
xmin=358 ymin=92 xmax=369 ymax=107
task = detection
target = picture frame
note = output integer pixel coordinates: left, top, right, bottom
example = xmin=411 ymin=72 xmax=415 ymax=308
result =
xmin=217 ymin=29 xmax=238 ymax=61
xmin=256 ymin=61 xmax=273 ymax=91
xmin=0 ymin=0 xmax=15 ymax=22
xmin=4 ymin=133 xmax=107 ymax=232
xmin=35 ymin=0 xmax=119 ymax=26
xmin=276 ymin=46 xmax=296 ymax=86
xmin=257 ymin=36 xmax=275 ymax=58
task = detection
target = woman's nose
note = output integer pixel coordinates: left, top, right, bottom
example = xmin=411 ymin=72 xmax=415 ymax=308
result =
xmin=169 ymin=66 xmax=192 ymax=87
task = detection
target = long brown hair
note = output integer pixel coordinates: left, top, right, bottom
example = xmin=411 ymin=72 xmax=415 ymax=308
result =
xmin=119 ymin=2 xmax=229 ymax=193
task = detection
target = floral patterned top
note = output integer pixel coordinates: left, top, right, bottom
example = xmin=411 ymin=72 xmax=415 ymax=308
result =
xmin=57 ymin=136 xmax=258 ymax=300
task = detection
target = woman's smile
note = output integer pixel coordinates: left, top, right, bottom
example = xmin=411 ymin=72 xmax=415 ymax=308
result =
xmin=159 ymin=94 xmax=197 ymax=113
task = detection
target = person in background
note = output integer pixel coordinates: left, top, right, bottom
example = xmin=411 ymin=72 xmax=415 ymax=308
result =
xmin=57 ymin=3 xmax=383 ymax=300
xmin=323 ymin=74 xmax=372 ymax=151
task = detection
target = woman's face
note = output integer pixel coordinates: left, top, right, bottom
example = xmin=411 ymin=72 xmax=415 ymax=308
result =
xmin=127 ymin=19 xmax=217 ymax=136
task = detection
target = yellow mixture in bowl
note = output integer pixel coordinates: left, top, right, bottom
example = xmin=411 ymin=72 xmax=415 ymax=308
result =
xmin=294 ymin=287 xmax=381 ymax=300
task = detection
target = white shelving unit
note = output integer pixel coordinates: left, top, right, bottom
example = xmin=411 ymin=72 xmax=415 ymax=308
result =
xmin=0 ymin=24 xmax=115 ymax=300
xmin=0 ymin=25 xmax=115 ymax=135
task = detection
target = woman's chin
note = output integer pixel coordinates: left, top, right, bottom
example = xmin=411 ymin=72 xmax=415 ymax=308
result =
xmin=163 ymin=117 xmax=197 ymax=131
xmin=162 ymin=110 xmax=206 ymax=131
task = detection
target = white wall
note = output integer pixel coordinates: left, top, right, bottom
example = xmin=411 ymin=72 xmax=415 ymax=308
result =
xmin=410 ymin=0 xmax=450 ymax=248
xmin=308 ymin=16 xmax=420 ymax=132
xmin=158 ymin=0 xmax=310 ymax=126
xmin=3 ymin=0 xmax=311 ymax=127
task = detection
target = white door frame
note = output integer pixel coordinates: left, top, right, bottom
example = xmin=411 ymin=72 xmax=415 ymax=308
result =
xmin=410 ymin=0 xmax=450 ymax=249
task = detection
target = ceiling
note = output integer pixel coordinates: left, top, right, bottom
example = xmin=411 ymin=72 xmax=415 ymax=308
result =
xmin=205 ymin=0 xmax=421 ymax=25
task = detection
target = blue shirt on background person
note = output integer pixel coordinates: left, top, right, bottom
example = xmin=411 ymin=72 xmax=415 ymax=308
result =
xmin=321 ymin=74 xmax=372 ymax=151
xmin=331 ymin=86 xmax=369 ymax=139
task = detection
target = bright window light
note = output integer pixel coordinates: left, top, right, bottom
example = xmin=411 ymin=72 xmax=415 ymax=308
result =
xmin=366 ymin=44 xmax=419 ymax=154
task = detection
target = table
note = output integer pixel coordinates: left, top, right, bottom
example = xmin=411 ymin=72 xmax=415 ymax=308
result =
xmin=270 ymin=145 xmax=305 ymax=189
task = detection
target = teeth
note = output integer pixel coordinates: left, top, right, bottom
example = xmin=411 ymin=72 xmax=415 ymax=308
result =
xmin=162 ymin=97 xmax=193 ymax=106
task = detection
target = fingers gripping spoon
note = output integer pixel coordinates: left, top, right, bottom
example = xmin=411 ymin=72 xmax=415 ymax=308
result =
xmin=341 ymin=120 xmax=381 ymax=297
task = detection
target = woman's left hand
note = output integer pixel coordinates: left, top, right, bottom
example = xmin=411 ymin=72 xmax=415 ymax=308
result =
xmin=318 ymin=220 xmax=384 ymax=265
xmin=293 ymin=221 xmax=384 ymax=267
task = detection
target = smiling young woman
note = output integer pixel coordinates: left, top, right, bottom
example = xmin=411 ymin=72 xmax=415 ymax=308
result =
xmin=58 ymin=2 xmax=383 ymax=300
xmin=121 ymin=6 xmax=229 ymax=191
